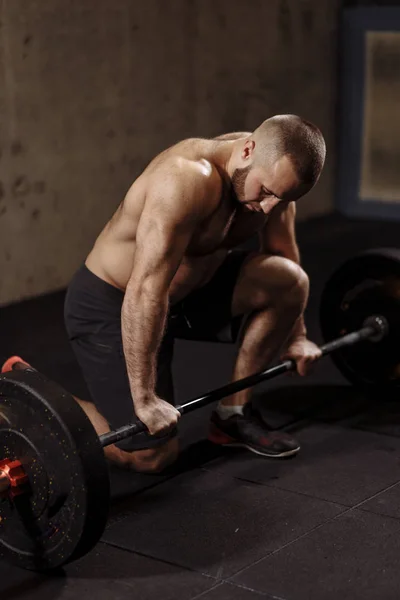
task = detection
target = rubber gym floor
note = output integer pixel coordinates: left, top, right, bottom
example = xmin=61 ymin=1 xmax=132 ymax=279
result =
xmin=1 ymin=213 xmax=400 ymax=600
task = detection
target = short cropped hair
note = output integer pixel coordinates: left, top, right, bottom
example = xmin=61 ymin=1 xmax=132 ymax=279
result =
xmin=252 ymin=114 xmax=326 ymax=186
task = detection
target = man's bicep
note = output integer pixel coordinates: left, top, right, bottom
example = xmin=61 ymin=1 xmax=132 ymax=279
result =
xmin=131 ymin=213 xmax=192 ymax=293
xmin=127 ymin=176 xmax=201 ymax=293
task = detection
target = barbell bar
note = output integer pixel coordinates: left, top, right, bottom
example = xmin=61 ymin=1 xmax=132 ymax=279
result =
xmin=3 ymin=314 xmax=387 ymax=458
xmin=99 ymin=315 xmax=387 ymax=448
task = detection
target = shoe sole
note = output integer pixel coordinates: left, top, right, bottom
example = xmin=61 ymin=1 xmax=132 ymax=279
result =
xmin=213 ymin=440 xmax=300 ymax=459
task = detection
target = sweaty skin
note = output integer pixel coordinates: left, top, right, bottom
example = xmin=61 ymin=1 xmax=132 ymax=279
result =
xmin=84 ymin=132 xmax=313 ymax=442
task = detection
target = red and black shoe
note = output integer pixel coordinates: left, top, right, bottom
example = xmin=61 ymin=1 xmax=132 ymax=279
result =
xmin=1 ymin=356 xmax=32 ymax=373
xmin=208 ymin=403 xmax=300 ymax=458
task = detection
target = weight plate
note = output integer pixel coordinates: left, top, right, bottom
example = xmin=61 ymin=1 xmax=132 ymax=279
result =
xmin=0 ymin=369 xmax=110 ymax=571
xmin=320 ymin=248 xmax=400 ymax=394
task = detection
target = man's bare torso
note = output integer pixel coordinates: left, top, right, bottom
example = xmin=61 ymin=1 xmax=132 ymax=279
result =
xmin=86 ymin=135 xmax=266 ymax=304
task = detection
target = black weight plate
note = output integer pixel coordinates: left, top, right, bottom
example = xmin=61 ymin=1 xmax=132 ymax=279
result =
xmin=0 ymin=368 xmax=110 ymax=571
xmin=320 ymin=248 xmax=400 ymax=394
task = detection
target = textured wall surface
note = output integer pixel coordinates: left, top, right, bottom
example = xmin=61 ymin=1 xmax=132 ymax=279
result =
xmin=0 ymin=0 xmax=340 ymax=305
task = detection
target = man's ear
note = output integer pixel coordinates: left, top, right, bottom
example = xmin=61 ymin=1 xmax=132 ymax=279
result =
xmin=242 ymin=139 xmax=255 ymax=161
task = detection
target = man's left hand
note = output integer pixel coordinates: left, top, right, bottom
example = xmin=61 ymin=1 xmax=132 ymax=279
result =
xmin=281 ymin=336 xmax=322 ymax=376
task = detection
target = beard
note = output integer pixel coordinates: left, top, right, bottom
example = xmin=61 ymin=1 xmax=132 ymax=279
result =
xmin=231 ymin=165 xmax=252 ymax=203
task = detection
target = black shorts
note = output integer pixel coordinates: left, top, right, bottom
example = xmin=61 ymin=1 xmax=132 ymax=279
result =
xmin=64 ymin=251 xmax=248 ymax=451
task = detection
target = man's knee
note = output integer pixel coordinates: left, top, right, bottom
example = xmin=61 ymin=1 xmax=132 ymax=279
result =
xmin=126 ymin=437 xmax=179 ymax=473
xmin=274 ymin=257 xmax=309 ymax=307
xmin=240 ymin=253 xmax=309 ymax=310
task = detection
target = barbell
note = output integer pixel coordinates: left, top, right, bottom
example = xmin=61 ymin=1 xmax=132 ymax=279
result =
xmin=1 ymin=247 xmax=400 ymax=572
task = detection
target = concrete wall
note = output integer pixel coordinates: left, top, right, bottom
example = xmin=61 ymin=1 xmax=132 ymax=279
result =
xmin=0 ymin=0 xmax=340 ymax=306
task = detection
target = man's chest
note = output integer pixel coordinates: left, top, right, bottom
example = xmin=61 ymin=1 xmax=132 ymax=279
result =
xmin=189 ymin=199 xmax=265 ymax=254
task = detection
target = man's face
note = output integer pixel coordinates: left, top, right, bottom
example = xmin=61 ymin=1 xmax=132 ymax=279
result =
xmin=231 ymin=154 xmax=309 ymax=215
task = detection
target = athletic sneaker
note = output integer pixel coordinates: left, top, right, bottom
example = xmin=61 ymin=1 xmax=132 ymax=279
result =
xmin=1 ymin=356 xmax=31 ymax=373
xmin=208 ymin=403 xmax=300 ymax=458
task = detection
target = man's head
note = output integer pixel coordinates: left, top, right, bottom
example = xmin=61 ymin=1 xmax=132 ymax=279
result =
xmin=230 ymin=115 xmax=326 ymax=214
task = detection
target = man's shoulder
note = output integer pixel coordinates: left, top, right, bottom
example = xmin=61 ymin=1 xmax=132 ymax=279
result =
xmin=213 ymin=131 xmax=252 ymax=141
xmin=144 ymin=155 xmax=222 ymax=221
xmin=150 ymin=155 xmax=221 ymax=193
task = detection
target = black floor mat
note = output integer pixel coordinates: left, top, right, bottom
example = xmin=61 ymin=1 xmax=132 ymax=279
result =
xmin=197 ymin=582 xmax=274 ymax=599
xmin=0 ymin=543 xmax=215 ymax=600
xmin=102 ymin=468 xmax=343 ymax=579
xmin=203 ymin=423 xmax=400 ymax=506
xmin=231 ymin=509 xmax=400 ymax=600
xmin=360 ymin=480 xmax=400 ymax=520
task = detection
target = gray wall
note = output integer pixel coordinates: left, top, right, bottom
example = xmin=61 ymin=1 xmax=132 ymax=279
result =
xmin=0 ymin=0 xmax=340 ymax=306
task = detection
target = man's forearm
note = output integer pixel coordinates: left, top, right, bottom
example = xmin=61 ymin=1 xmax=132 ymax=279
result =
xmin=121 ymin=290 xmax=169 ymax=404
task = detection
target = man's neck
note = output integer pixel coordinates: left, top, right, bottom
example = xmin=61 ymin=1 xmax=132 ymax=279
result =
xmin=210 ymin=139 xmax=241 ymax=179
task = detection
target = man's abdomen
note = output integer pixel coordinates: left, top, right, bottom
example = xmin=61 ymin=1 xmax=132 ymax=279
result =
xmin=169 ymin=249 xmax=228 ymax=304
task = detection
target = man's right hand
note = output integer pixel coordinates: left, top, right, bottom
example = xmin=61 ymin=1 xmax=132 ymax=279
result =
xmin=135 ymin=396 xmax=181 ymax=436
